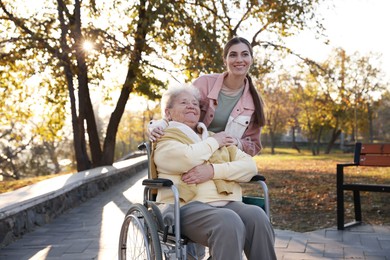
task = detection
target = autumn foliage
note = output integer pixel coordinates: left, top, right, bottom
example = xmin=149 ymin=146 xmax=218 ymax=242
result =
xmin=245 ymin=148 xmax=390 ymax=232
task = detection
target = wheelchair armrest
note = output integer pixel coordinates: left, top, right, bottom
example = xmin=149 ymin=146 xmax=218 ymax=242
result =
xmin=142 ymin=178 xmax=174 ymax=187
xmin=250 ymin=174 xmax=266 ymax=182
xmin=242 ymin=173 xmax=270 ymax=218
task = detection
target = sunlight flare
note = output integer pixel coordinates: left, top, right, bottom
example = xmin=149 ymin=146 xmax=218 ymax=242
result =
xmin=83 ymin=40 xmax=94 ymax=52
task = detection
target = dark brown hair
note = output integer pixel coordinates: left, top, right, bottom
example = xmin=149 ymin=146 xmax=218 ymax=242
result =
xmin=223 ymin=37 xmax=266 ymax=127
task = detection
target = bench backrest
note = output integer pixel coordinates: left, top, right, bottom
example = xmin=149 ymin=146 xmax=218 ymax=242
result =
xmin=354 ymin=142 xmax=390 ymax=167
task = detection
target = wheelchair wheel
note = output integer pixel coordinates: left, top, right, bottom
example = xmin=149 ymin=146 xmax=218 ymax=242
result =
xmin=118 ymin=203 xmax=162 ymax=260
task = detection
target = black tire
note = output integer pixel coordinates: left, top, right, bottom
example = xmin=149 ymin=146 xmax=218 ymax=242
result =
xmin=118 ymin=203 xmax=162 ymax=260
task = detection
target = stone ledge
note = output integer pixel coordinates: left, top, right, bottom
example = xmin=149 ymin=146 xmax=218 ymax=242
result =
xmin=0 ymin=156 xmax=148 ymax=248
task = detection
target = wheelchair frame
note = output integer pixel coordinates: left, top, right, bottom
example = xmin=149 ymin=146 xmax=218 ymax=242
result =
xmin=118 ymin=142 xmax=270 ymax=260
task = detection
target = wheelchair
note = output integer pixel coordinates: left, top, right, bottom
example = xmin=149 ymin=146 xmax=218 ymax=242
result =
xmin=118 ymin=142 xmax=270 ymax=260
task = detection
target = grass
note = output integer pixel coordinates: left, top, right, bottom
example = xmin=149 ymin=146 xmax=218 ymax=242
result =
xmin=245 ymin=147 xmax=390 ymax=232
xmin=0 ymin=172 xmax=72 ymax=194
xmin=1 ymin=147 xmax=389 ymax=232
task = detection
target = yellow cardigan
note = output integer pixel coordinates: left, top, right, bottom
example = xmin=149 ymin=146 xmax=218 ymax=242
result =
xmin=153 ymin=122 xmax=257 ymax=205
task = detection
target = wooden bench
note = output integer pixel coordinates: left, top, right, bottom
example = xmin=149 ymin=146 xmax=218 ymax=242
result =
xmin=337 ymin=142 xmax=390 ymax=230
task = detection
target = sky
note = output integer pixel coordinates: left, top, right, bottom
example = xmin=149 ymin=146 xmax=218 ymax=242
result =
xmin=286 ymin=0 xmax=390 ymax=83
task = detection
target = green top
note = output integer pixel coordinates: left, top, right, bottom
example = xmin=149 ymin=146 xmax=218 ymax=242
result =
xmin=208 ymin=89 xmax=243 ymax=133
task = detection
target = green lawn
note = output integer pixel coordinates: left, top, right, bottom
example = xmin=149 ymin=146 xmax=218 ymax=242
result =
xmin=247 ymin=147 xmax=390 ymax=232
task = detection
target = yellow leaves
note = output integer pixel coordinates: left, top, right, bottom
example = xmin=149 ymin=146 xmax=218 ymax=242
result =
xmin=0 ymin=171 xmax=71 ymax=193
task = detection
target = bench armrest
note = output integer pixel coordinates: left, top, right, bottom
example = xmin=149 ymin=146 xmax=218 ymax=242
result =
xmin=337 ymin=163 xmax=358 ymax=168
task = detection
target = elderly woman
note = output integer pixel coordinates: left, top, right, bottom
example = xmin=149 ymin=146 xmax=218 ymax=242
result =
xmin=152 ymin=84 xmax=276 ymax=260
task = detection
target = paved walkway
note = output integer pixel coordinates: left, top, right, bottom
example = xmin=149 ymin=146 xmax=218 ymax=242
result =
xmin=0 ymin=169 xmax=389 ymax=260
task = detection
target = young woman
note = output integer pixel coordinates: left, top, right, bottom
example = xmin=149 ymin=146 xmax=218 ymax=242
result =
xmin=150 ymin=37 xmax=266 ymax=156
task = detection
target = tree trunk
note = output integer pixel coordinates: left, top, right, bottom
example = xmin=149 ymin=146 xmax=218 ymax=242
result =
xmin=291 ymin=126 xmax=301 ymax=153
xmin=73 ymin=0 xmax=102 ymax=167
xmin=368 ymin=103 xmax=374 ymax=143
xmin=57 ymin=0 xmax=90 ymax=171
xmin=44 ymin=141 xmax=61 ymax=174
xmin=102 ymin=0 xmax=152 ymax=165
xmin=315 ymin=126 xmax=323 ymax=155
xmin=325 ymin=128 xmax=341 ymax=154
xmin=269 ymin=130 xmax=276 ymax=154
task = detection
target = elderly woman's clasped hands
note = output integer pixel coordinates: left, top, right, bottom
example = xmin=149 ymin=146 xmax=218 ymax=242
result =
xmin=182 ymin=131 xmax=236 ymax=185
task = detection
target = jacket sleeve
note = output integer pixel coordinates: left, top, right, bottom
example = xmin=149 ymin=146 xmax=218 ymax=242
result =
xmin=154 ymin=137 xmax=220 ymax=174
xmin=212 ymin=149 xmax=257 ymax=182
xmin=192 ymin=76 xmax=210 ymax=120
xmin=240 ymin=123 xmax=262 ymax=156
xmin=147 ymin=119 xmax=168 ymax=132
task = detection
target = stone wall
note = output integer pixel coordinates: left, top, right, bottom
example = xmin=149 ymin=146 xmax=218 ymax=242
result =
xmin=0 ymin=157 xmax=148 ymax=248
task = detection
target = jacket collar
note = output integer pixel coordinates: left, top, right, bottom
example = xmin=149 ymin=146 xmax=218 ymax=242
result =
xmin=207 ymin=72 xmax=254 ymax=109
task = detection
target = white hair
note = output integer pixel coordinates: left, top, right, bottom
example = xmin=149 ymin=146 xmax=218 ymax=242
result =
xmin=160 ymin=83 xmax=201 ymax=118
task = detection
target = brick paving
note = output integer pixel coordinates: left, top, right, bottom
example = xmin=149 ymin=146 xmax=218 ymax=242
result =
xmin=1 ymin=168 xmax=389 ymax=260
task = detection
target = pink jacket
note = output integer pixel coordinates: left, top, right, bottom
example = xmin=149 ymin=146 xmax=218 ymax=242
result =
xmin=193 ymin=72 xmax=262 ymax=155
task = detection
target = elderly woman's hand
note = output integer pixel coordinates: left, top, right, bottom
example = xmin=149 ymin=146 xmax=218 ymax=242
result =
xmin=212 ymin=132 xmax=236 ymax=148
xmin=182 ymin=164 xmax=214 ymax=184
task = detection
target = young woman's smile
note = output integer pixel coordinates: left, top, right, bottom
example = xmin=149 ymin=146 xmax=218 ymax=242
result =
xmin=225 ymin=42 xmax=253 ymax=76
